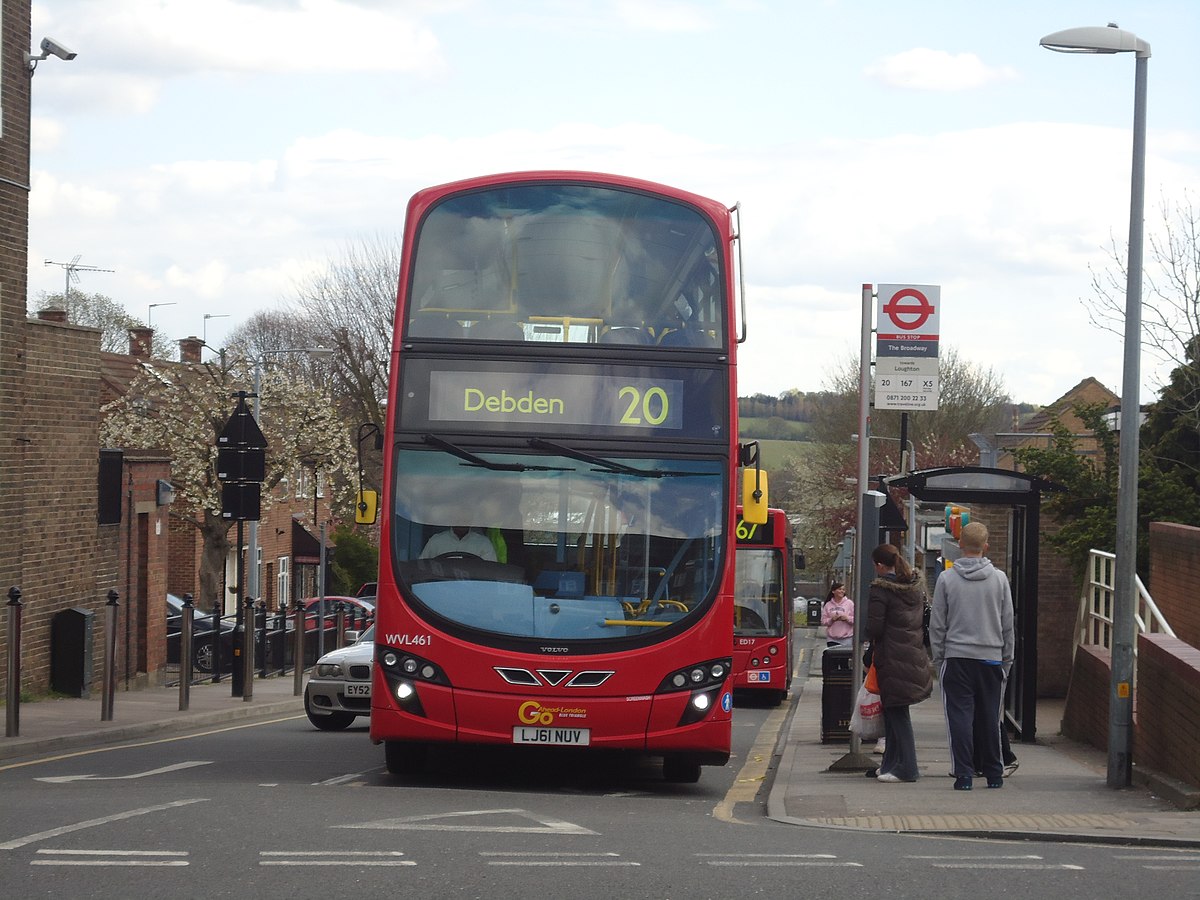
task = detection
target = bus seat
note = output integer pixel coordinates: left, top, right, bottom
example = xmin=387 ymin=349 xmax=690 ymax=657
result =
xmin=599 ymin=326 xmax=652 ymax=345
xmin=408 ymin=315 xmax=464 ymax=339
xmin=657 ymin=327 xmax=717 ymax=348
xmin=470 ymin=318 xmax=526 ymax=341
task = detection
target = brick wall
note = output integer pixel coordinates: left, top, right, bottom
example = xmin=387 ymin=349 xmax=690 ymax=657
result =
xmin=1134 ymin=634 xmax=1200 ymax=790
xmin=4 ymin=318 xmax=104 ymax=694
xmin=0 ymin=0 xmax=33 ymax=688
xmin=1061 ymin=643 xmax=1111 ymax=750
xmin=1148 ymin=522 xmax=1200 ymax=649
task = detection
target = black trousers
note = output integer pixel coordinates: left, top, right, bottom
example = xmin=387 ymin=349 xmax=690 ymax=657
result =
xmin=939 ymin=658 xmax=1005 ymax=780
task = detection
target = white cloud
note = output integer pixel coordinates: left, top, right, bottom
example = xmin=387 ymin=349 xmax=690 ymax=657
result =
xmin=36 ymin=0 xmax=446 ymax=75
xmin=614 ymin=0 xmax=715 ymax=32
xmin=165 ymin=260 xmax=230 ymax=299
xmin=865 ymin=48 xmax=1019 ymax=91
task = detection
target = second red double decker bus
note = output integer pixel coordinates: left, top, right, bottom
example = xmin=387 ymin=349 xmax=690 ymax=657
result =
xmin=732 ymin=507 xmax=795 ymax=706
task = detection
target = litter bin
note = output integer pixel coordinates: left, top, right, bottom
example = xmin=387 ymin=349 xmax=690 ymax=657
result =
xmin=51 ymin=607 xmax=95 ymax=698
xmin=806 ymin=598 xmax=821 ymax=627
xmin=820 ymin=645 xmax=852 ymax=743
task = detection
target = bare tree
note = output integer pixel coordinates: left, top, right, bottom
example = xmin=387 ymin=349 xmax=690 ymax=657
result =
xmin=290 ymin=234 xmax=399 ymax=431
xmin=780 ymin=346 xmax=1011 ymax=571
xmin=1087 ymin=191 xmax=1200 ymax=373
xmin=101 ymin=355 xmax=356 ymax=608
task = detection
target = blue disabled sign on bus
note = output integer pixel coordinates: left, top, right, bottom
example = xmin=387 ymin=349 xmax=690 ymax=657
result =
xmin=874 ymin=283 xmax=940 ymax=411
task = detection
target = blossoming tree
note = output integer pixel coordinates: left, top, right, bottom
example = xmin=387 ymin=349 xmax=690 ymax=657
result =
xmin=100 ymin=355 xmax=356 ymax=607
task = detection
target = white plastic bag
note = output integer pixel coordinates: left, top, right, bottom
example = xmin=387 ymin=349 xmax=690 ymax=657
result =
xmin=849 ymin=682 xmax=884 ymax=740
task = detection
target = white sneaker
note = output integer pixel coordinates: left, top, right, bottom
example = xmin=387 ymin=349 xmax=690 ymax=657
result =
xmin=873 ymin=738 xmax=886 ymax=754
xmin=876 ymin=772 xmax=903 ymax=783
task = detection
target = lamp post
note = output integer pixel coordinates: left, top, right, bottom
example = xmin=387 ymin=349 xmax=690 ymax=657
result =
xmin=246 ymin=347 xmax=334 ymax=607
xmin=1041 ymin=23 xmax=1149 ymax=789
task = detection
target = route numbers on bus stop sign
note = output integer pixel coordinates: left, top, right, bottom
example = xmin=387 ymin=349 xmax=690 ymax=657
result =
xmin=874 ymin=283 xmax=941 ymax=411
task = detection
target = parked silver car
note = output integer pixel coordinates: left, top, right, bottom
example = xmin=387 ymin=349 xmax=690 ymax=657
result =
xmin=303 ymin=626 xmax=373 ymax=731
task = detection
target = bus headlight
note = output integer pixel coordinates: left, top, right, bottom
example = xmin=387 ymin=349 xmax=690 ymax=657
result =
xmin=657 ymin=658 xmax=733 ymax=694
xmin=677 ymin=685 xmax=722 ymax=726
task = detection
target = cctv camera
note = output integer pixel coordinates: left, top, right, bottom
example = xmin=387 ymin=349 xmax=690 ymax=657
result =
xmin=40 ymin=37 xmax=77 ymax=61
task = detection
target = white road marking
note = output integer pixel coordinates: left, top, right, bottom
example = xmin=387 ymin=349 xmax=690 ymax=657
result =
xmin=32 ymin=850 xmax=189 ymax=868
xmin=931 ymin=863 xmax=1084 ymax=870
xmin=337 ymin=808 xmax=596 ymax=835
xmin=0 ymin=716 xmax=302 ymax=773
xmin=259 ymin=850 xmax=413 ymax=867
xmin=482 ymin=854 xmax=638 ymax=867
xmin=35 ymin=761 xmax=213 ymax=783
xmin=0 ymin=799 xmax=208 ymax=850
xmin=907 ymin=854 xmax=1044 ymax=860
xmin=314 ymin=772 xmax=370 ymax=786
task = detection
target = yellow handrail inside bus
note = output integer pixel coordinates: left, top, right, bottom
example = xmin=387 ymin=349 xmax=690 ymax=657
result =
xmin=603 ymin=619 xmax=673 ymax=628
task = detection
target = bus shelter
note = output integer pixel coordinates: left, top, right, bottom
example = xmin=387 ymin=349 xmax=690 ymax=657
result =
xmin=885 ymin=466 xmax=1061 ymax=743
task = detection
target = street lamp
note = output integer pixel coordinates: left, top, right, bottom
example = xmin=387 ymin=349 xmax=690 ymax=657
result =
xmin=1041 ymin=22 xmax=1149 ymax=789
xmin=246 ymin=347 xmax=334 ymax=610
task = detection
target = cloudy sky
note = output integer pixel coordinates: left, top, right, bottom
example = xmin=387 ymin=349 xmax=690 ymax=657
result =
xmin=24 ymin=0 xmax=1200 ymax=406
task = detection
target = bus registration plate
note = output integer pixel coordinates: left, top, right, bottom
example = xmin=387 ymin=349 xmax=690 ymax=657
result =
xmin=512 ymin=726 xmax=591 ymax=746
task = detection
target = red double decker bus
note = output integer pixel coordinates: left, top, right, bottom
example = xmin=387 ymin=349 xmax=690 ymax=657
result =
xmin=364 ymin=171 xmax=766 ymax=782
xmin=732 ymin=507 xmax=795 ymax=706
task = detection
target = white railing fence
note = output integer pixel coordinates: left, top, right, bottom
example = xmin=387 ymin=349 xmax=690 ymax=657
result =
xmin=1075 ymin=549 xmax=1175 ymax=665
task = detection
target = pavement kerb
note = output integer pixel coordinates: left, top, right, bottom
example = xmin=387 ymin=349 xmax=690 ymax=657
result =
xmin=0 ymin=696 xmax=304 ymax=763
xmin=765 ymin=647 xmax=1200 ymax=848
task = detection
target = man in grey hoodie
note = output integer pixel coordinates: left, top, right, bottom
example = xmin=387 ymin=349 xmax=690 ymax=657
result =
xmin=930 ymin=521 xmax=1014 ymax=791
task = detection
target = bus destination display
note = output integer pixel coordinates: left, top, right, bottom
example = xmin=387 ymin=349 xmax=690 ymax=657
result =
xmin=399 ymin=358 xmax=729 ymax=441
xmin=429 ymin=369 xmax=683 ymax=430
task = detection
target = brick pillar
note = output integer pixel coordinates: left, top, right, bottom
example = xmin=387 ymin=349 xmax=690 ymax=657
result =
xmin=129 ymin=327 xmax=153 ymax=358
xmin=179 ymin=336 xmax=203 ymax=364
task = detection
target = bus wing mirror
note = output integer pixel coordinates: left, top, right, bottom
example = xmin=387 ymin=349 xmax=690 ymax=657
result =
xmin=741 ymin=468 xmax=768 ymax=525
xmin=794 ymin=552 xmax=806 ymax=571
xmin=355 ymin=489 xmax=378 ymax=525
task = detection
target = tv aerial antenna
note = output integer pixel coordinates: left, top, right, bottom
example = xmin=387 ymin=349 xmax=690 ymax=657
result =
xmin=44 ymin=255 xmax=115 ymax=302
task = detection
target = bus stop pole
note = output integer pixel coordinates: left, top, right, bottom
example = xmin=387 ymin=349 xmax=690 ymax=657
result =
xmin=830 ymin=284 xmax=876 ymax=771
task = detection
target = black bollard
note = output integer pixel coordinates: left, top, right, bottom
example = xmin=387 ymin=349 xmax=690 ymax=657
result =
xmin=257 ymin=600 xmax=268 ymax=679
xmin=6 ymin=587 xmax=23 ymax=737
xmin=179 ymin=593 xmax=194 ymax=710
xmin=101 ymin=590 xmax=119 ymax=722
xmin=211 ymin=601 xmax=222 ymax=684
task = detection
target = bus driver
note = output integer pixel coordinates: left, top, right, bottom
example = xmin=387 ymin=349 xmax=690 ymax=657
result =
xmin=420 ymin=526 xmax=498 ymax=561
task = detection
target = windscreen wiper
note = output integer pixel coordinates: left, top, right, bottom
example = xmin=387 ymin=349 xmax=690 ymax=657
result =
xmin=423 ymin=434 xmax=566 ymax=472
xmin=527 ymin=438 xmax=661 ymax=477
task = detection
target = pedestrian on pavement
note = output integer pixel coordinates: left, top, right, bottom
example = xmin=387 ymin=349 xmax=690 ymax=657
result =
xmin=865 ymin=543 xmax=933 ymax=783
xmin=821 ymin=581 xmax=855 ymax=648
xmin=929 ymin=521 xmax=1015 ymax=791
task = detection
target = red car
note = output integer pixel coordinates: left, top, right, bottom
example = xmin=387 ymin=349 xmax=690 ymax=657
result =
xmin=301 ymin=595 xmax=375 ymax=630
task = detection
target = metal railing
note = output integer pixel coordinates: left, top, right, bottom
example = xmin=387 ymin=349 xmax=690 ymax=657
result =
xmin=1075 ymin=549 xmax=1175 ymax=665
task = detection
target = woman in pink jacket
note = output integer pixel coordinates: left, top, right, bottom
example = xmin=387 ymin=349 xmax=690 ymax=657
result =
xmin=821 ymin=581 xmax=855 ymax=648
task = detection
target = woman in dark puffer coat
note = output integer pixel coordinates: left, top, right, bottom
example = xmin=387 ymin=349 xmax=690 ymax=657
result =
xmin=865 ymin=543 xmax=933 ymax=782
